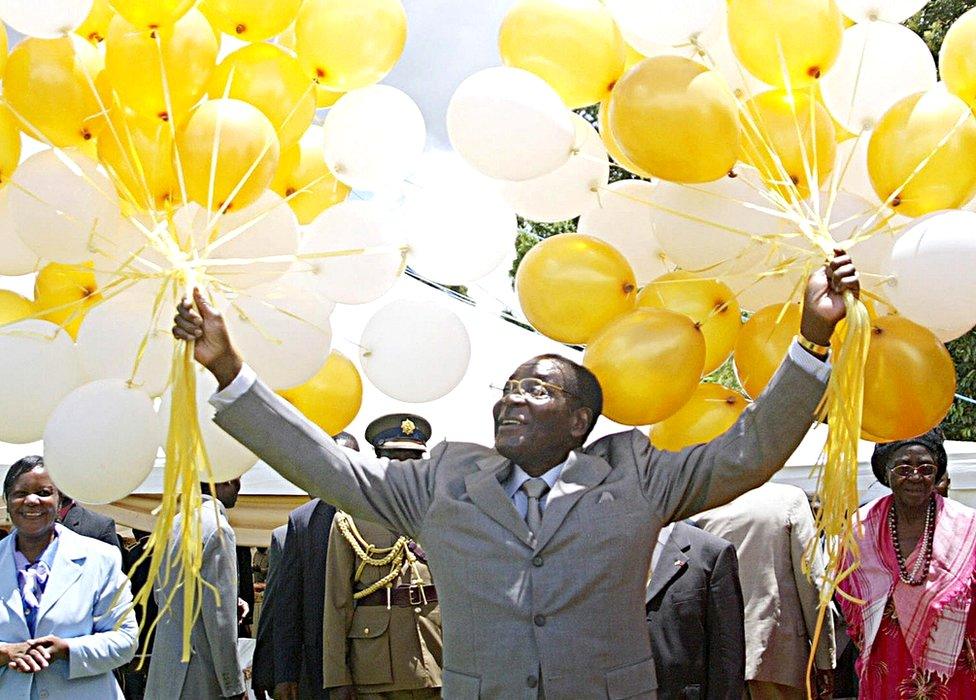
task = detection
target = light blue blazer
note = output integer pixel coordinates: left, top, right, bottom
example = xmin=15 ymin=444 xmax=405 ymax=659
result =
xmin=0 ymin=524 xmax=138 ymax=699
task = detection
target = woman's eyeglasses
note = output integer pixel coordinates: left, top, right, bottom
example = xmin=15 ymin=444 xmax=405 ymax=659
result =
xmin=889 ymin=464 xmax=938 ymax=479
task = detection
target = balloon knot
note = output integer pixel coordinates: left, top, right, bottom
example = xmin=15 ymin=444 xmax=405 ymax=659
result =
xmin=285 ymin=187 xmax=296 ymax=197
xmin=727 ymin=170 xmax=738 ymax=178
xmin=316 ymin=68 xmax=327 ymax=80
xmin=158 ymin=112 xmax=170 ymax=122
xmin=808 ymin=66 xmax=822 ymax=79
xmin=872 ymin=325 xmax=883 ymax=336
xmin=89 ymin=32 xmax=103 ymax=43
xmin=149 ymin=29 xmax=157 ymax=38
xmin=82 ymin=129 xmax=92 ymax=141
xmin=790 ymin=175 xmax=800 ymax=185
xmin=623 ymin=283 xmax=635 ymax=294
xmin=236 ymin=24 xmax=246 ymax=34
xmin=891 ymin=196 xmax=901 ymax=207
xmin=725 ymin=397 xmax=738 ymax=406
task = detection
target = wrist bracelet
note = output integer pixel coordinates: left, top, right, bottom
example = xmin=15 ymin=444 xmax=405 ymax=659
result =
xmin=797 ymin=335 xmax=830 ymax=357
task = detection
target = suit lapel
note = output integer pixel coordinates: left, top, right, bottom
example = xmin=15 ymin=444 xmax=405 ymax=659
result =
xmin=534 ymin=451 xmax=612 ymax=553
xmin=0 ymin=536 xmax=29 ymax=637
xmin=646 ymin=524 xmax=692 ymax=603
xmin=464 ymin=454 xmax=534 ymax=547
xmin=37 ymin=529 xmax=83 ymax=623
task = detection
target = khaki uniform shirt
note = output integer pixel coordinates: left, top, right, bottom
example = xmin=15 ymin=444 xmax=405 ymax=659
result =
xmin=323 ymin=514 xmax=443 ymax=694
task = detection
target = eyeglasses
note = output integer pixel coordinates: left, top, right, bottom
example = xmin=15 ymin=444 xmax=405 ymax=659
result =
xmin=888 ymin=464 xmax=938 ymax=479
xmin=493 ymin=378 xmax=577 ymax=401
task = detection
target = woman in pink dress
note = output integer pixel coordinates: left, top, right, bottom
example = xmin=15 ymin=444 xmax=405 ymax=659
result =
xmin=839 ymin=429 xmax=976 ymax=699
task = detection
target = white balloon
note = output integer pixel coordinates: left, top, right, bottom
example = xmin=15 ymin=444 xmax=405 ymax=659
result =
xmin=820 ymin=22 xmax=936 ymax=135
xmin=0 ymin=189 xmax=40 ymax=276
xmin=9 ymin=149 xmax=122 ymax=264
xmin=322 ymin=86 xmax=427 ymax=191
xmin=606 ymin=0 xmax=721 ymax=53
xmin=886 ymin=209 xmax=976 ymax=333
xmin=719 ymin=240 xmax=810 ymax=312
xmin=834 ymin=136 xmax=879 ymax=204
xmin=930 ymin=322 xmax=974 ymax=343
xmin=44 ymin=379 xmax=159 ymax=504
xmin=836 ymin=0 xmax=928 ymax=24
xmin=0 ymin=320 xmax=83 ymax=443
xmin=497 ymin=114 xmax=609 ymax=223
xmin=76 ymin=292 xmax=173 ymax=398
xmin=649 ymin=169 xmax=783 ymax=273
xmin=225 ymin=280 xmax=334 ymax=390
xmin=91 ymin=212 xmax=182 ymax=288
xmin=300 ymin=200 xmax=405 ymax=304
xmin=0 ymin=0 xmax=93 ymax=38
xmin=577 ymin=179 xmax=670 ymax=285
xmin=200 ymin=192 xmax=300 ymax=290
xmin=159 ymin=365 xmax=258 ymax=482
xmin=361 ymin=301 xmax=470 ymax=402
xmin=447 ymin=67 xmax=575 ymax=181
xmin=402 ymin=154 xmax=517 ymax=285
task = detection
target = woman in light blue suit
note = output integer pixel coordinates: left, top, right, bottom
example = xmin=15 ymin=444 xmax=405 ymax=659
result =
xmin=0 ymin=456 xmax=137 ymax=699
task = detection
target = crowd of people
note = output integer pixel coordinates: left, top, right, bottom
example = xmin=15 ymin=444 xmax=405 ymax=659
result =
xmin=1 ymin=254 xmax=975 ymax=699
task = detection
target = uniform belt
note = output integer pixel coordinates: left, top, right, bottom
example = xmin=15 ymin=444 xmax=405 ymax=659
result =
xmin=356 ymin=584 xmax=438 ymax=607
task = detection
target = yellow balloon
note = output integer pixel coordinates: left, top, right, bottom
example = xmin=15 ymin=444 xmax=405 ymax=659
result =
xmin=177 ymin=98 xmax=281 ymax=212
xmin=0 ymin=291 xmax=34 ymax=326
xmin=499 ymin=0 xmax=625 ymax=109
xmin=109 ymin=0 xmax=196 ymax=29
xmin=201 ymin=0 xmax=302 ymax=42
xmin=278 ymin=351 xmax=363 ymax=435
xmin=868 ymin=88 xmax=976 ymax=217
xmin=637 ymin=271 xmax=741 ymax=375
xmin=733 ymin=301 xmax=801 ymax=399
xmin=0 ymin=103 xmax=22 ymax=186
xmin=34 ymin=263 xmax=101 ymax=339
xmin=597 ymin=99 xmax=653 ymax=178
xmin=207 ymin=43 xmax=316 ymax=149
xmin=940 ymin=8 xmax=976 ymax=109
xmin=271 ymin=126 xmax=350 ymax=224
xmin=0 ymin=21 xmax=8 ymax=75
xmin=104 ymin=9 xmax=219 ymax=122
xmin=516 ymin=234 xmax=637 ymax=344
xmin=608 ymin=56 xmax=739 ymax=183
xmin=584 ymin=309 xmax=706 ymax=426
xmin=624 ymin=43 xmax=645 ymax=71
xmin=316 ymin=85 xmax=345 ymax=108
xmin=76 ymin=0 xmax=116 ymax=43
xmin=650 ymin=383 xmax=749 ymax=451
xmin=4 ymin=37 xmax=103 ymax=147
xmin=728 ymin=0 xmax=843 ymax=88
xmin=862 ymin=316 xmax=956 ymax=441
xmin=97 ymin=109 xmax=182 ymax=211
xmin=740 ymin=90 xmax=836 ymax=200
xmin=295 ymin=0 xmax=406 ymax=91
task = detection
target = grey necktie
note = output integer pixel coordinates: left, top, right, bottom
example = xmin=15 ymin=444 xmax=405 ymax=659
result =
xmin=521 ymin=477 xmax=550 ymax=537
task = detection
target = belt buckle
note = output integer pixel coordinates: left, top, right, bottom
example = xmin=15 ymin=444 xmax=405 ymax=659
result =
xmin=408 ymin=585 xmax=423 ymax=606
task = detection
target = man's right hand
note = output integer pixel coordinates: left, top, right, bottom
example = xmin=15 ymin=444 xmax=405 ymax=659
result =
xmin=172 ymin=287 xmax=243 ymax=389
xmin=274 ymin=681 xmax=300 ymax=700
xmin=330 ymin=685 xmax=358 ymax=700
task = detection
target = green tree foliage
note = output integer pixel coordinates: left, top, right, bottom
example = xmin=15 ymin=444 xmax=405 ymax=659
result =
xmin=906 ymin=0 xmax=976 ymax=57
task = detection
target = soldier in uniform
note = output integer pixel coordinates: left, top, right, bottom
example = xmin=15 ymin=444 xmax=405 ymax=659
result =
xmin=323 ymin=415 xmax=442 ymax=700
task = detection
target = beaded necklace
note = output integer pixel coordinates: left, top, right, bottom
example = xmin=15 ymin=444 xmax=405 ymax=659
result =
xmin=887 ymin=495 xmax=936 ymax=586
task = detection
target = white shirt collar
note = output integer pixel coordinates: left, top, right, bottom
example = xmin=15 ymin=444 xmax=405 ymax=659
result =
xmin=504 ymin=453 xmax=574 ymax=499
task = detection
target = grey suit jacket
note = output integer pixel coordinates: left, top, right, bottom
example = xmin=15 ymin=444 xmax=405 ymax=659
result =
xmin=697 ymin=483 xmax=836 ymax=690
xmin=215 ymin=354 xmax=824 ymax=699
xmin=146 ymin=495 xmax=246 ymax=699
xmin=274 ymin=498 xmax=336 ymax=699
xmin=646 ymin=522 xmax=745 ymax=699
xmin=252 ymin=524 xmax=286 ymax=691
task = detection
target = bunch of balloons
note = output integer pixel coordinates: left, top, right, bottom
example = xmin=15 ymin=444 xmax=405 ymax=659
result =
xmin=0 ymin=0 xmax=520 ymax=507
xmin=445 ymin=0 xmax=972 ymax=449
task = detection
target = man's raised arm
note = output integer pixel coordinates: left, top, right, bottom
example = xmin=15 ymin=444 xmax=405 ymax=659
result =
xmin=635 ymin=250 xmax=860 ymax=522
xmin=172 ymin=289 xmax=434 ymax=538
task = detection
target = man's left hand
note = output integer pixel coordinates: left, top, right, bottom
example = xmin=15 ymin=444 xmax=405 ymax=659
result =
xmin=28 ymin=636 xmax=69 ymax=662
xmin=800 ymin=248 xmax=860 ymax=346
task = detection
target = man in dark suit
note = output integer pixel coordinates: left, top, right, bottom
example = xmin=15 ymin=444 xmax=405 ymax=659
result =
xmin=58 ymin=493 xmax=123 ymax=553
xmin=646 ymin=521 xmax=746 ymax=699
xmin=272 ymin=434 xmax=351 ymax=700
xmin=252 ymin=524 xmax=286 ymax=699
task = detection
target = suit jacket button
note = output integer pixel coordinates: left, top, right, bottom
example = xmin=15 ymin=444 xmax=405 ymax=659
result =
xmin=363 ymin=627 xmax=370 ymax=634
xmin=532 ymin=555 xmax=543 ymax=567
xmin=527 ymin=675 xmax=538 ymax=688
xmin=534 ymin=614 xmax=546 ymax=627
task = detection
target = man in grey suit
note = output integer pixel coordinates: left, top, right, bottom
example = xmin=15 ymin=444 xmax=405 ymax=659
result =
xmin=252 ymin=524 xmax=286 ymax=699
xmin=645 ymin=521 xmax=745 ymax=699
xmin=145 ymin=479 xmax=246 ymax=700
xmin=173 ymin=253 xmax=858 ymax=698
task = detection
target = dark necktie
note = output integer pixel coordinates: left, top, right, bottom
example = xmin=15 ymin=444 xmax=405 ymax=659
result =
xmin=521 ymin=477 xmax=550 ymax=537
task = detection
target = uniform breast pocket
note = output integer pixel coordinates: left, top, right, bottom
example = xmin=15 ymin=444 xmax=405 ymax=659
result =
xmin=348 ymin=606 xmax=393 ymax=686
